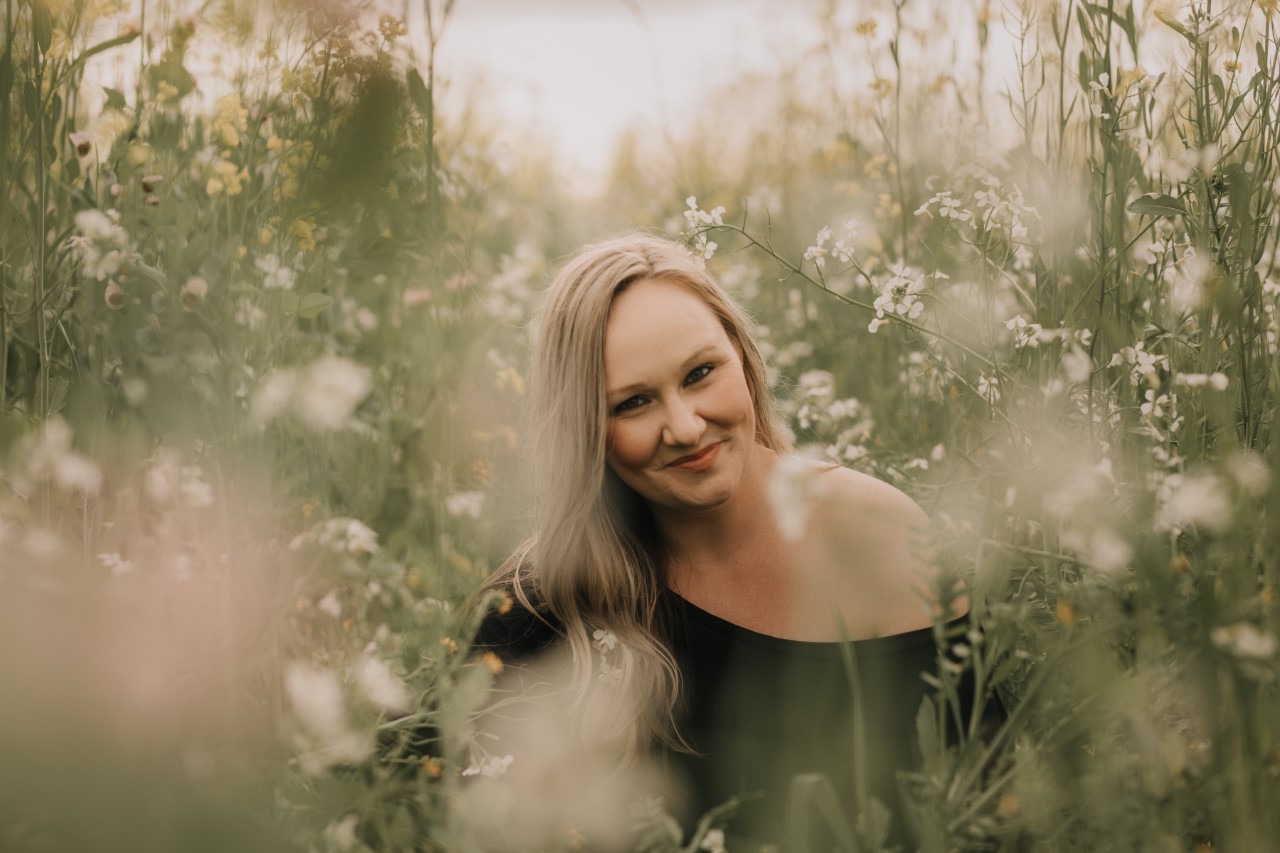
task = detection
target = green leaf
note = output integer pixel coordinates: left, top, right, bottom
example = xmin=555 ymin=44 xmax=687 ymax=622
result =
xmin=855 ymin=797 xmax=892 ymax=851
xmin=103 ymin=87 xmax=127 ymax=110
xmin=406 ymin=67 xmax=431 ymax=116
xmin=23 ymin=80 xmax=39 ymax=121
xmin=916 ymin=696 xmax=940 ymax=761
xmin=0 ymin=46 xmax=13 ymax=105
xmin=47 ymin=377 xmax=68 ymax=417
xmin=32 ymin=2 xmax=53 ymax=55
xmin=68 ymin=31 xmax=140 ymax=77
xmin=1128 ymin=193 xmax=1187 ymax=218
xmin=1154 ymin=10 xmax=1197 ymax=46
xmin=148 ymin=57 xmax=196 ymax=99
xmin=988 ymin=653 xmax=1022 ymax=688
xmin=297 ymin=293 xmax=333 ymax=320
xmin=1085 ymin=3 xmax=1137 ymax=56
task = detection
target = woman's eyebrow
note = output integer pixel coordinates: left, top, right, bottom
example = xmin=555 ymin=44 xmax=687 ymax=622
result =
xmin=606 ymin=345 xmax=723 ymax=399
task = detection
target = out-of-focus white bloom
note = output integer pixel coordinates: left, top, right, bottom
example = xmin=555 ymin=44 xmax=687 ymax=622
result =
xmin=700 ymin=828 xmax=728 ymax=853
xmin=144 ymin=452 xmax=214 ymax=508
xmin=871 ymin=263 xmax=926 ymax=323
xmin=1063 ymin=527 xmax=1133 ymax=574
xmin=122 ymin=377 xmax=148 ymax=405
xmin=293 ymin=357 xmax=372 ymax=431
xmin=1062 ymin=346 xmax=1092 ymax=383
xmin=284 ymin=663 xmax=371 ymax=774
xmin=767 ymin=454 xmax=830 ymax=541
xmin=235 ymin=297 xmax=266 ymax=329
xmin=321 ymin=815 xmax=360 ymax=853
xmin=71 ymin=209 xmax=131 ymax=281
xmin=289 ymin=518 xmax=380 ymax=556
xmin=98 ymin=552 xmax=135 ymax=577
xmin=1225 ymin=452 xmax=1270 ymax=497
xmin=804 ymin=226 xmax=833 ymax=268
xmin=1175 ymin=372 xmax=1229 ymax=391
xmin=249 ymin=370 xmax=297 ymax=424
xmin=976 ymin=372 xmax=1000 ymax=403
xmin=181 ymin=276 xmax=208 ymax=308
xmin=445 ymin=491 xmax=485 ymax=520
xmin=1164 ymin=251 xmax=1210 ymax=311
xmin=255 ymin=253 xmax=296 ymax=290
xmin=317 ymin=591 xmax=343 ymax=618
xmin=1158 ymin=472 xmax=1233 ymax=532
xmin=252 ymin=357 xmax=371 ymax=432
xmin=16 ymin=417 xmax=102 ymax=496
xmin=354 ymin=655 xmax=410 ymax=712
xmin=1210 ymin=623 xmax=1277 ymax=660
xmin=461 ymin=754 xmax=514 ymax=778
xmin=1006 ymin=314 xmax=1045 ymax=349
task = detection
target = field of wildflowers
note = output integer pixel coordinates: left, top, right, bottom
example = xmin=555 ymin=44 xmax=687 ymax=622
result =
xmin=1 ymin=0 xmax=1278 ymax=850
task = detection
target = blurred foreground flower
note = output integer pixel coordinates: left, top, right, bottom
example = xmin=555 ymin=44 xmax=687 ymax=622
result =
xmin=767 ymin=454 xmax=829 ymax=540
xmin=251 ymin=356 xmax=371 ymax=431
xmin=284 ymin=663 xmax=373 ymax=774
xmin=12 ymin=417 xmax=102 ymax=496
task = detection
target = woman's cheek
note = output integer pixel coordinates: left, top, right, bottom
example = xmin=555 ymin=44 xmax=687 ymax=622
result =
xmin=607 ymin=419 xmax=653 ymax=470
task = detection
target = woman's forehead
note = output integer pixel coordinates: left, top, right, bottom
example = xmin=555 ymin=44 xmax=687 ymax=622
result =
xmin=603 ymin=280 xmax=729 ymax=378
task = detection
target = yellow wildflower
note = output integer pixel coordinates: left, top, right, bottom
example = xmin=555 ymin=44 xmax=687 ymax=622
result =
xmin=854 ymin=18 xmax=877 ymax=37
xmin=212 ymin=93 xmax=248 ymax=148
xmin=421 ymin=757 xmax=442 ymax=778
xmin=259 ymin=224 xmax=276 ymax=246
xmin=49 ymin=27 xmax=72 ymax=59
xmin=206 ymin=156 xmax=249 ymax=197
xmin=495 ymin=366 xmax=525 ymax=396
xmin=440 ymin=637 xmax=458 ymax=655
xmin=291 ymin=218 xmax=317 ymax=252
xmin=478 ymin=652 xmax=503 ymax=676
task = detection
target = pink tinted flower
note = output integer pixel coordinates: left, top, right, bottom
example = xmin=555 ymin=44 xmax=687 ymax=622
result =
xmin=104 ymin=282 xmax=126 ymax=309
xmin=181 ymin=277 xmax=208 ymax=308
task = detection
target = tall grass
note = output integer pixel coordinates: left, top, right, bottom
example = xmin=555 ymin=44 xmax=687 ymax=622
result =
xmin=0 ymin=0 xmax=1277 ymax=851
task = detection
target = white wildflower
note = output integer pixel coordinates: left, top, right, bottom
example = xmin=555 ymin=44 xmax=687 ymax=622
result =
xmin=700 ymin=828 xmax=727 ymax=853
xmin=1211 ymin=623 xmax=1277 ymax=660
xmin=1158 ymin=472 xmax=1233 ymax=532
xmin=294 ymin=356 xmax=372 ymax=431
xmin=1225 ymin=452 xmax=1270 ymax=497
xmin=255 ymin=253 xmax=297 ymax=290
xmin=98 ymin=552 xmax=135 ymax=577
xmin=445 ymin=491 xmax=485 ymax=520
xmin=284 ymin=663 xmax=372 ymax=774
xmin=321 ymin=815 xmax=360 ymax=853
xmin=767 ymin=455 xmax=830 ymax=541
xmin=354 ymin=656 xmax=410 ymax=712
xmin=317 ymin=591 xmax=343 ymax=618
xmin=289 ymin=518 xmax=380 ymax=556
xmin=592 ymin=629 xmax=618 ymax=653
xmin=462 ymin=754 xmax=514 ymax=778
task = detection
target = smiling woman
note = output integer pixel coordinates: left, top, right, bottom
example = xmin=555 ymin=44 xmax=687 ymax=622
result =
xmin=464 ymin=233 xmax=991 ymax=850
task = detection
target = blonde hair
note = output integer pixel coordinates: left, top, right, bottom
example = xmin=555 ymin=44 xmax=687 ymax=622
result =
xmin=473 ymin=233 xmax=791 ymax=759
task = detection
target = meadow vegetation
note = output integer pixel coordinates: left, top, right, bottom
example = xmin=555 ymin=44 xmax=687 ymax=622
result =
xmin=1 ymin=0 xmax=1277 ymax=850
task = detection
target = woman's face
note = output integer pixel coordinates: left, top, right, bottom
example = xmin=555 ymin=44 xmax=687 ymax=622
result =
xmin=602 ymin=277 xmax=757 ymax=515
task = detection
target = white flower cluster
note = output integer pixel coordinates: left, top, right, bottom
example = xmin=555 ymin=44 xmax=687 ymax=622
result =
xmin=1211 ymin=622 xmax=1277 ymax=660
xmin=683 ymin=196 xmax=724 ymax=262
xmin=803 ymin=218 xmax=859 ymax=269
xmin=70 ymin=209 xmax=133 ymax=282
xmin=1174 ymin=372 xmax=1229 ymax=391
xmin=254 ymin=253 xmax=297 ymax=290
xmin=11 ymin=417 xmax=103 ymax=497
xmin=284 ymin=663 xmax=373 ymax=775
xmin=462 ymin=754 xmax=515 ymax=778
xmin=445 ymin=491 xmax=485 ymax=520
xmin=592 ymin=628 xmax=622 ymax=686
xmin=1108 ymin=342 xmax=1168 ymax=386
xmin=289 ymin=517 xmax=380 ymax=556
xmin=250 ymin=355 xmax=372 ymax=432
xmin=485 ymin=243 xmax=543 ymax=324
xmin=915 ymin=191 xmax=973 ymax=225
xmin=1140 ymin=389 xmax=1184 ymax=441
xmin=767 ymin=454 xmax=829 ymax=541
xmin=144 ymin=450 xmax=214 ymax=508
xmin=1004 ymin=315 xmax=1094 ymax=352
xmin=1156 ymin=472 xmax=1233 ymax=533
xmin=792 ymin=370 xmax=875 ymax=463
xmin=867 ymin=263 xmax=928 ymax=333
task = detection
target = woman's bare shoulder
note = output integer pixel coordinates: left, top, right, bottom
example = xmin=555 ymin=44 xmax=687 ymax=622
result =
xmin=811 ymin=465 xmax=968 ymax=631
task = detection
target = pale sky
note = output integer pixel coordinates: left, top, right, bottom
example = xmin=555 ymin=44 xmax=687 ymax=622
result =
xmin=435 ymin=0 xmax=811 ymax=195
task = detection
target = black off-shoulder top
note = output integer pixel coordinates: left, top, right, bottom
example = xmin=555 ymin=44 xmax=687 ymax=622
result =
xmin=472 ymin=588 xmax=998 ymax=851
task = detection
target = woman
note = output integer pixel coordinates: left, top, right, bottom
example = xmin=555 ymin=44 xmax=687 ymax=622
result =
xmin=468 ymin=233 xmax=983 ymax=850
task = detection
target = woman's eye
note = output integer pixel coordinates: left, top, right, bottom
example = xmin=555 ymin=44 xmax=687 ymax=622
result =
xmin=685 ymin=364 xmax=714 ymax=385
xmin=613 ymin=396 xmax=644 ymax=414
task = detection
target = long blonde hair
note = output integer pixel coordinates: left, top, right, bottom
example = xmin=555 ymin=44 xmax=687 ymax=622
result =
xmin=473 ymin=233 xmax=791 ymax=758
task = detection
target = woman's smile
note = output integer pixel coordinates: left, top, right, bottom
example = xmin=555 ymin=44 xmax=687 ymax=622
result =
xmin=667 ymin=441 xmax=722 ymax=472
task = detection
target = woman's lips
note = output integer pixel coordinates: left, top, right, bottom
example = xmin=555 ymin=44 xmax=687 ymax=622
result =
xmin=669 ymin=441 xmax=721 ymax=472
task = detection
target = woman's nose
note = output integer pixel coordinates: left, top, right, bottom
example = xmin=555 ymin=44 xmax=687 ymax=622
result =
xmin=661 ymin=397 xmax=705 ymax=447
